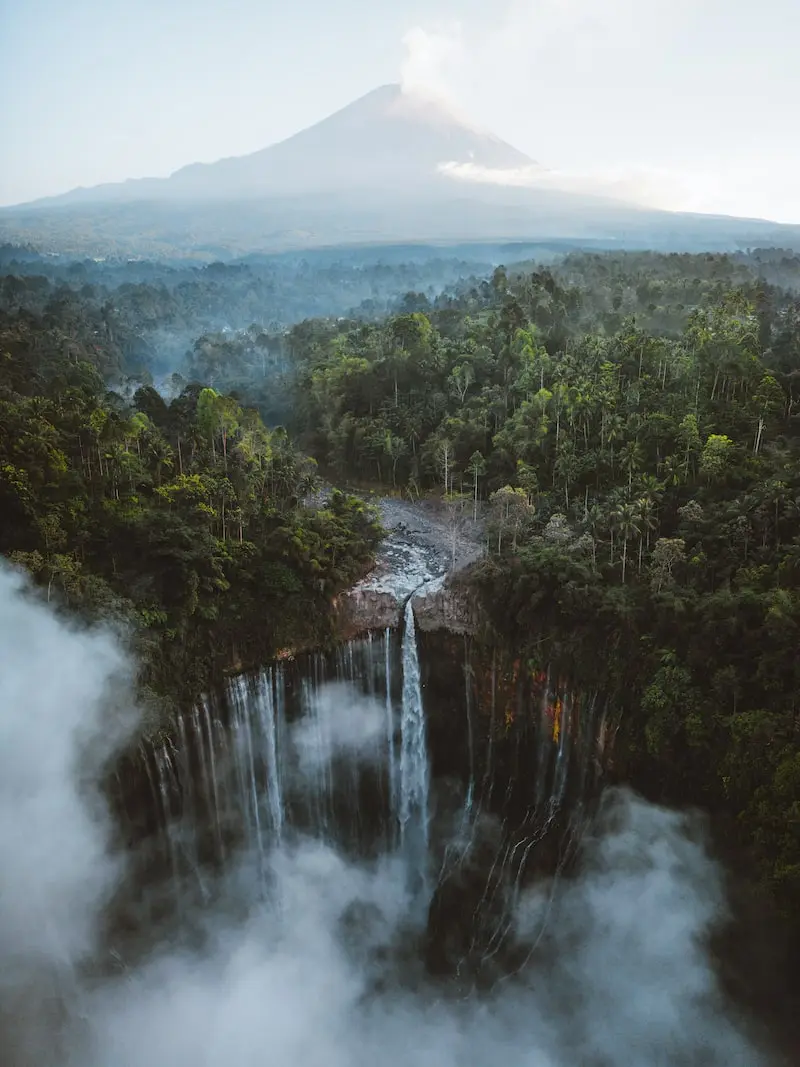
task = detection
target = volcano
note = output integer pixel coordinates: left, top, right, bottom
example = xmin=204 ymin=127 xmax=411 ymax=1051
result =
xmin=22 ymin=84 xmax=539 ymax=205
xmin=3 ymin=84 xmax=799 ymax=257
xmin=164 ymin=83 xmax=540 ymax=200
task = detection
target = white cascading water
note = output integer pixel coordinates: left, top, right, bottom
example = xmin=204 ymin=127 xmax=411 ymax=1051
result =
xmin=226 ymin=671 xmax=287 ymax=867
xmin=384 ymin=627 xmax=399 ymax=848
xmin=462 ymin=648 xmax=475 ymax=824
xmin=197 ymin=701 xmax=224 ymax=859
xmin=255 ymin=672 xmax=284 ymax=843
xmin=176 ymin=712 xmax=204 ymax=891
xmin=137 ymin=619 xmax=606 ymax=957
xmin=149 ymin=743 xmax=182 ymax=913
xmin=399 ymin=598 xmax=429 ymax=881
xmin=535 ymin=667 xmax=551 ymax=813
xmin=552 ymin=690 xmax=572 ymax=809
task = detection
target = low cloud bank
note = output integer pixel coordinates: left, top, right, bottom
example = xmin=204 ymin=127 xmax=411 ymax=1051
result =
xmin=0 ymin=562 xmax=770 ymax=1066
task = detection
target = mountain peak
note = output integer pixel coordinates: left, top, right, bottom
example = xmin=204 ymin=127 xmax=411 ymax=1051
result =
xmin=14 ymin=83 xmax=534 ymax=209
xmin=360 ymin=82 xmax=403 ymax=99
xmin=333 ymin=81 xmax=490 ymax=137
xmin=162 ymin=82 xmax=533 ymax=199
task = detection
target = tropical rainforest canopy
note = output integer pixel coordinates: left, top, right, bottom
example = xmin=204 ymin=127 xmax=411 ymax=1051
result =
xmin=284 ymin=252 xmax=800 ymax=922
xmin=0 ymin=309 xmax=382 ymax=724
xmin=2 ymin=243 xmax=799 ymax=920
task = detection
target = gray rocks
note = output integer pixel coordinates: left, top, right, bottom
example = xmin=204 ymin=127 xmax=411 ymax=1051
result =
xmin=334 ymin=588 xmax=402 ymax=639
xmin=335 ymin=576 xmax=479 ymax=639
xmin=334 ymin=497 xmax=483 ymax=638
xmin=411 ymin=583 xmax=478 ymax=635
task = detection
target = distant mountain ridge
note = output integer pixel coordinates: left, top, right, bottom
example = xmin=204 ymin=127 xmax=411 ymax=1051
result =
xmin=3 ymin=84 xmax=800 ymax=258
xmin=23 ymin=84 xmax=538 ymax=207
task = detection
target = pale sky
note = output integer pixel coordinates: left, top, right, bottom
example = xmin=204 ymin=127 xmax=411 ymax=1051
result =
xmin=2 ymin=0 xmax=798 ymax=221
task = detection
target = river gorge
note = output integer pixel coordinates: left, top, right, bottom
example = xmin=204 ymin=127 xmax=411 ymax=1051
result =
xmin=0 ymin=504 xmax=794 ymax=1065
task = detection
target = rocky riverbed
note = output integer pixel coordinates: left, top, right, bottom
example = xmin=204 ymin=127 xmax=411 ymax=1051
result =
xmin=335 ymin=496 xmax=485 ymax=637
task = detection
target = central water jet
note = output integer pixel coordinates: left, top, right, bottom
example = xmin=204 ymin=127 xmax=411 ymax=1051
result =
xmin=399 ymin=596 xmax=430 ymax=894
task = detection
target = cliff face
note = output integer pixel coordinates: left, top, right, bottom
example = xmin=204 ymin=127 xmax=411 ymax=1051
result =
xmin=335 ymin=577 xmax=481 ymax=639
xmin=411 ymin=581 xmax=479 ymax=635
xmin=334 ymin=588 xmax=402 ymax=639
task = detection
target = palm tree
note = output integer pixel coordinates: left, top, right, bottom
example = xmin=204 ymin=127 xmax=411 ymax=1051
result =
xmin=584 ymin=503 xmax=604 ymax=571
xmin=620 ymin=440 xmax=643 ymax=493
xmin=566 ymin=381 xmax=594 ymax=446
xmin=658 ymin=454 xmax=682 ymax=490
xmin=604 ymin=414 xmax=625 ymax=471
xmin=635 ymin=497 xmax=658 ymax=573
xmin=607 ymin=503 xmax=618 ymax=567
xmin=613 ymin=502 xmax=641 ymax=583
xmin=637 ymin=473 xmax=665 ymax=508
xmin=384 ymin=432 xmax=408 ymax=488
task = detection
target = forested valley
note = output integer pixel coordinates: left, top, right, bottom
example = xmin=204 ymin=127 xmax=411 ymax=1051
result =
xmin=2 ymin=241 xmax=800 ymax=942
xmin=0 ymin=302 xmax=383 ymax=725
xmin=286 ymin=251 xmax=800 ymax=930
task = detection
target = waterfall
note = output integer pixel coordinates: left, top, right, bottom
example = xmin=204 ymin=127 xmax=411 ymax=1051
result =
xmin=462 ymin=642 xmax=475 ymax=823
xmin=535 ymin=667 xmax=551 ymax=812
xmin=198 ymin=701 xmax=224 ymax=859
xmin=384 ymin=627 xmax=398 ymax=848
xmin=399 ymin=598 xmax=429 ymax=880
xmin=129 ymin=619 xmax=606 ymax=969
xmin=552 ymin=688 xmax=572 ymax=812
xmin=226 ymin=670 xmax=287 ymax=869
xmin=175 ymin=712 xmax=205 ymax=896
xmin=255 ymin=671 xmax=284 ymax=842
xmin=149 ymin=743 xmax=182 ymax=913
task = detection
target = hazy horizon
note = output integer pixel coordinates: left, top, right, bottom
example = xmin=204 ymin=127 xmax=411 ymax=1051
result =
xmin=2 ymin=0 xmax=799 ymax=223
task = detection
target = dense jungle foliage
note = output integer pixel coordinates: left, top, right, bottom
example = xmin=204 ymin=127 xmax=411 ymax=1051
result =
xmin=2 ymin=242 xmax=800 ymax=919
xmin=0 ymin=313 xmax=382 ymax=721
xmin=287 ymin=254 xmax=800 ymax=919
xmin=0 ymin=243 xmax=499 ymax=370
xmin=0 ymin=244 xmax=509 ymax=426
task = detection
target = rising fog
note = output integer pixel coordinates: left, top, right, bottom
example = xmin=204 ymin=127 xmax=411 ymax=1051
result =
xmin=293 ymin=681 xmax=387 ymax=772
xmin=0 ymin=561 xmax=771 ymax=1066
